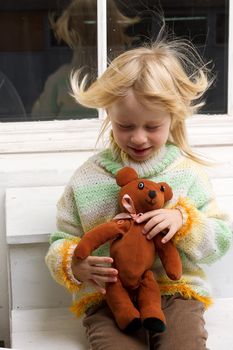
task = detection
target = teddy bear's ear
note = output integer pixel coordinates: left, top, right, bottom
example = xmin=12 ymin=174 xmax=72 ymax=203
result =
xmin=158 ymin=182 xmax=173 ymax=202
xmin=116 ymin=167 xmax=138 ymax=187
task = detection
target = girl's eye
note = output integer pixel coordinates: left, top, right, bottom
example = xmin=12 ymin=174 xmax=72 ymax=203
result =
xmin=146 ymin=125 xmax=159 ymax=130
xmin=118 ymin=124 xmax=133 ymax=129
xmin=138 ymin=182 xmax=144 ymax=190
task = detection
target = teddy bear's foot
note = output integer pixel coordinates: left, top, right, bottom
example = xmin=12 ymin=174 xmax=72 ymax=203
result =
xmin=143 ymin=317 xmax=166 ymax=333
xmin=124 ymin=318 xmax=142 ymax=333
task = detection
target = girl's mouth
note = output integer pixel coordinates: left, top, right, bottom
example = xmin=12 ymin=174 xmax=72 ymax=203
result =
xmin=129 ymin=147 xmax=152 ymax=156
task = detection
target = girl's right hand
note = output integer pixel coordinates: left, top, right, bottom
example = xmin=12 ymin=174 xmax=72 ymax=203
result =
xmin=71 ymin=255 xmax=118 ymax=294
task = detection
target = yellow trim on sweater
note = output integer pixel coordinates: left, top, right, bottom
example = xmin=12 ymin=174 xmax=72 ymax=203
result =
xmin=172 ymin=197 xmax=200 ymax=243
xmin=58 ymin=238 xmax=81 ymax=293
xmin=159 ymin=282 xmax=213 ymax=309
xmin=70 ymin=292 xmax=105 ymax=317
xmin=69 ymin=283 xmax=212 ymax=318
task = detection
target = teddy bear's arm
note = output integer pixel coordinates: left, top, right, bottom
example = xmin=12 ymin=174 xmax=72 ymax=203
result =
xmin=153 ymin=233 xmax=182 ymax=280
xmin=74 ymin=220 xmax=129 ymax=259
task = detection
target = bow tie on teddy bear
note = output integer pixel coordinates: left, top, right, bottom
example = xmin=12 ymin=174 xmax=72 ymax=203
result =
xmin=74 ymin=167 xmax=182 ymax=334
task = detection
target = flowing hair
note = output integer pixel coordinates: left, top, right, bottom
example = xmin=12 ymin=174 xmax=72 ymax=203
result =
xmin=70 ymin=36 xmax=213 ymax=164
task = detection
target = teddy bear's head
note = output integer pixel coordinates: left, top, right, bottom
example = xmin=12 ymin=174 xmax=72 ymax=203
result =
xmin=116 ymin=167 xmax=173 ymax=213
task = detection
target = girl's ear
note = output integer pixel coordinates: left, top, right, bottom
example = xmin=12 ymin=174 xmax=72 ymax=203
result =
xmin=116 ymin=167 xmax=138 ymax=187
xmin=158 ymin=182 xmax=173 ymax=202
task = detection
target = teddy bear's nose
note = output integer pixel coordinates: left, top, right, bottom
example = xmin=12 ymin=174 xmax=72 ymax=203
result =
xmin=148 ymin=190 xmax=156 ymax=199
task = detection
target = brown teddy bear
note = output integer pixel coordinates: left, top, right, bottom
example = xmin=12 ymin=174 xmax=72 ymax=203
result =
xmin=74 ymin=167 xmax=182 ymax=333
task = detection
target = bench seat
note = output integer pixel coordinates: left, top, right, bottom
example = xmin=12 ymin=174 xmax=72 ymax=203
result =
xmin=11 ymin=308 xmax=87 ymax=350
xmin=11 ymin=298 xmax=233 ymax=350
xmin=6 ymin=185 xmax=233 ymax=350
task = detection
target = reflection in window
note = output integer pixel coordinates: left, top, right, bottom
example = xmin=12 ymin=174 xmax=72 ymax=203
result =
xmin=107 ymin=1 xmax=139 ymax=61
xmin=0 ymin=0 xmax=229 ymax=122
xmin=0 ymin=1 xmax=136 ymax=122
xmin=0 ymin=1 xmax=113 ymax=121
xmin=32 ymin=0 xmax=98 ymax=121
xmin=112 ymin=0 xmax=229 ymax=114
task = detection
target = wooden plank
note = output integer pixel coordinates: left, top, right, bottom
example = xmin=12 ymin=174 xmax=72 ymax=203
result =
xmin=6 ymin=186 xmax=64 ymax=244
xmin=9 ymin=244 xmax=71 ymax=310
xmin=11 ymin=300 xmax=233 ymax=350
xmin=6 ymin=177 xmax=233 ymax=244
xmin=212 ymin=177 xmax=233 ymax=197
xmin=12 ymin=331 xmax=87 ymax=350
xmin=204 ymin=298 xmax=233 ymax=349
xmin=11 ymin=308 xmax=88 ymax=350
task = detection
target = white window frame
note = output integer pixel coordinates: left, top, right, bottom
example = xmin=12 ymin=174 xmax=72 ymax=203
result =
xmin=0 ymin=0 xmax=232 ymax=154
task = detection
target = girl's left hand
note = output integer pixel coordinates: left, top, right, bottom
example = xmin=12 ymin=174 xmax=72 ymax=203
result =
xmin=136 ymin=208 xmax=183 ymax=243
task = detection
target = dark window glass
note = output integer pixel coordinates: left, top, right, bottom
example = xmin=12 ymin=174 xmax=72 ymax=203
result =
xmin=0 ymin=1 xmax=229 ymax=122
xmin=0 ymin=0 xmax=98 ymax=122
xmin=111 ymin=0 xmax=229 ymax=114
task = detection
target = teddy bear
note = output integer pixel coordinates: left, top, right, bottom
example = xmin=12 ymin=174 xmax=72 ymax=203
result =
xmin=74 ymin=167 xmax=182 ymax=333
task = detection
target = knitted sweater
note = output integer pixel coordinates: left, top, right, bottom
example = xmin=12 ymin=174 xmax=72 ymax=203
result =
xmin=45 ymin=142 xmax=232 ymax=315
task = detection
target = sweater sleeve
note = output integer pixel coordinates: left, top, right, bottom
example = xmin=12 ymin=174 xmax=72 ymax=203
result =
xmin=45 ymin=183 xmax=83 ymax=293
xmin=172 ymin=168 xmax=233 ymax=264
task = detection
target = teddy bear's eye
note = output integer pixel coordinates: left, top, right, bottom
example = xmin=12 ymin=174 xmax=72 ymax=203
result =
xmin=138 ymin=182 xmax=144 ymax=190
xmin=160 ymin=185 xmax=165 ymax=192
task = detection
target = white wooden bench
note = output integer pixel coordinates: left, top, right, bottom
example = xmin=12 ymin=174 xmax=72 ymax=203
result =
xmin=5 ymin=180 xmax=233 ymax=350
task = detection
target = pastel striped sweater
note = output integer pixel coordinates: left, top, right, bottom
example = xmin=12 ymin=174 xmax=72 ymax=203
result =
xmin=45 ymin=142 xmax=232 ymax=315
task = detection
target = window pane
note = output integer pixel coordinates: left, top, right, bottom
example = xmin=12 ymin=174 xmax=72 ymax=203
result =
xmin=0 ymin=0 xmax=98 ymax=122
xmin=111 ymin=0 xmax=229 ymax=114
xmin=107 ymin=0 xmax=138 ymax=61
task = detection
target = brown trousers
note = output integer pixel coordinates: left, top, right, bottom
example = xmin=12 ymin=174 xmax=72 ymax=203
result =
xmin=83 ymin=294 xmax=208 ymax=350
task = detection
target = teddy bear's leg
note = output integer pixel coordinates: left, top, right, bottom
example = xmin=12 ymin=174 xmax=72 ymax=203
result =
xmin=137 ymin=270 xmax=166 ymax=333
xmin=106 ymin=279 xmax=141 ymax=333
xmin=153 ymin=233 xmax=182 ymax=280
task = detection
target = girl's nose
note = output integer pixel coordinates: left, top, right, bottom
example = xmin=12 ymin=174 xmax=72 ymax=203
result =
xmin=130 ymin=129 xmax=147 ymax=145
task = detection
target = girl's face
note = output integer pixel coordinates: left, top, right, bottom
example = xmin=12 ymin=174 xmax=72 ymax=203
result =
xmin=108 ymin=91 xmax=171 ymax=162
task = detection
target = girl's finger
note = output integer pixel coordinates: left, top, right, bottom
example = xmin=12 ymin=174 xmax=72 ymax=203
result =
xmin=91 ymin=274 xmax=118 ymax=284
xmin=136 ymin=210 xmax=160 ymax=223
xmin=90 ymin=266 xmax=118 ymax=276
xmin=89 ymin=278 xmax=106 ymax=294
xmin=142 ymin=214 xmax=165 ymax=233
xmin=161 ymin=227 xmax=176 ymax=243
xmin=146 ymin=220 xmax=170 ymax=239
xmin=87 ymin=256 xmax=113 ymax=265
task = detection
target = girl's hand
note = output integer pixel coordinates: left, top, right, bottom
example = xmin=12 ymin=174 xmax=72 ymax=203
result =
xmin=71 ymin=255 xmax=118 ymax=294
xmin=136 ymin=208 xmax=183 ymax=243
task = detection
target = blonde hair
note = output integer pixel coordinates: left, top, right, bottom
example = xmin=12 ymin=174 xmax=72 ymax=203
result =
xmin=71 ymin=37 xmax=213 ymax=164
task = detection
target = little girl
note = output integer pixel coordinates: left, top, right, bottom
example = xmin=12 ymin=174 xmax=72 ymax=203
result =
xmin=46 ymin=38 xmax=232 ymax=350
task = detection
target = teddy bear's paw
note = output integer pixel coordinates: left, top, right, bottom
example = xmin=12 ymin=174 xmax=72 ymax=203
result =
xmin=143 ymin=317 xmax=166 ymax=333
xmin=124 ymin=318 xmax=142 ymax=333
